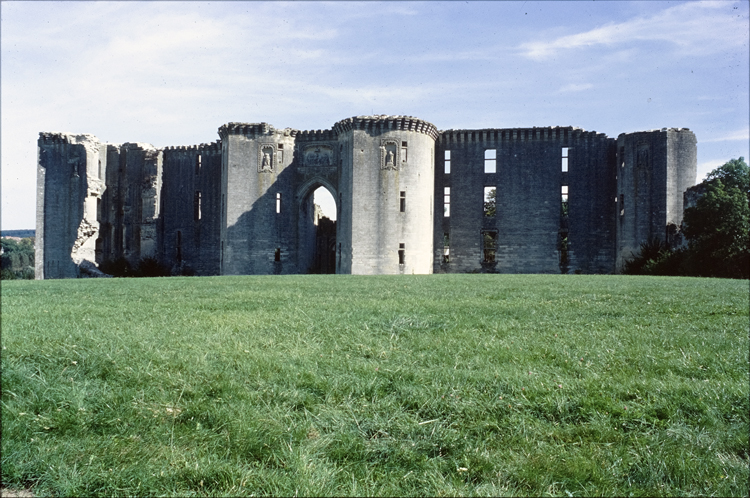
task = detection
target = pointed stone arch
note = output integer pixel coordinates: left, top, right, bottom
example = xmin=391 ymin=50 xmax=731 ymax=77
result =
xmin=296 ymin=177 xmax=339 ymax=274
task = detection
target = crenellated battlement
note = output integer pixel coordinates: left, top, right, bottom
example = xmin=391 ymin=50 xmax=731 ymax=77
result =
xmin=437 ymin=126 xmax=613 ymax=145
xmin=334 ymin=115 xmax=439 ymax=140
xmin=164 ymin=141 xmax=222 ymax=153
xmin=296 ymin=129 xmax=338 ymax=141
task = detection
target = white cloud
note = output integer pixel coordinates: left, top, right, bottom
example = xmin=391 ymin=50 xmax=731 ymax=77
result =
xmin=557 ymin=83 xmax=594 ymax=93
xmin=519 ymin=1 xmax=748 ymax=61
xmin=701 ymin=127 xmax=750 ymax=143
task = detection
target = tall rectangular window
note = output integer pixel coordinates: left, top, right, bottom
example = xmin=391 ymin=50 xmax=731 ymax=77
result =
xmin=443 ymin=232 xmax=450 ymax=263
xmin=398 ymin=243 xmax=405 ymax=265
xmin=484 ymin=149 xmax=496 ymax=173
xmin=561 ymin=185 xmax=568 ymax=203
xmin=402 ymin=141 xmax=407 ymax=162
xmin=443 ymin=187 xmax=451 ymax=217
xmin=400 ymin=191 xmax=406 ymax=212
xmin=444 ymin=150 xmax=451 ymax=174
xmin=194 ymin=191 xmax=202 ymax=221
xmin=278 ymin=144 xmax=284 ymax=164
xmin=196 ymin=154 xmax=202 ymax=175
xmin=484 ymin=186 xmax=496 ymax=217
xmin=561 ymin=147 xmax=568 ymax=172
xmin=620 ymin=194 xmax=625 ymax=216
xmin=276 ymin=192 xmax=282 ymax=214
xmin=482 ymin=231 xmax=497 ymax=263
xmin=275 ymin=248 xmax=281 ymax=261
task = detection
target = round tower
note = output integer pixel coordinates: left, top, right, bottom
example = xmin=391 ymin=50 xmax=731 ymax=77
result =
xmin=334 ymin=115 xmax=438 ymax=274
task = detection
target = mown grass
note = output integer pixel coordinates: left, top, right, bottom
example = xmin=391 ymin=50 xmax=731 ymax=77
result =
xmin=2 ymin=274 xmax=748 ymax=497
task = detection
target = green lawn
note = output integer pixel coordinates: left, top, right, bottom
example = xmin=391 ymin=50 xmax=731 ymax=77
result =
xmin=2 ymin=274 xmax=748 ymax=496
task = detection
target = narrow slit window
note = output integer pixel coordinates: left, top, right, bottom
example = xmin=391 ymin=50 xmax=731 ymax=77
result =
xmin=620 ymin=194 xmax=625 ymax=216
xmin=484 ymin=186 xmax=496 ymax=217
xmin=444 ymin=187 xmax=451 ymax=217
xmin=443 ymin=232 xmax=450 ymax=263
xmin=402 ymin=141 xmax=407 ymax=162
xmin=561 ymin=147 xmax=568 ymax=172
xmin=196 ymin=154 xmax=202 ymax=175
xmin=278 ymin=144 xmax=284 ymax=163
xmin=398 ymin=243 xmax=405 ymax=265
xmin=275 ymin=248 xmax=281 ymax=262
xmin=400 ymin=191 xmax=406 ymax=212
xmin=484 ymin=149 xmax=496 ymax=173
xmin=561 ymin=185 xmax=568 ymax=203
xmin=176 ymin=231 xmax=182 ymax=262
xmin=194 ymin=191 xmax=202 ymax=221
xmin=276 ymin=192 xmax=282 ymax=214
xmin=444 ymin=150 xmax=451 ymax=174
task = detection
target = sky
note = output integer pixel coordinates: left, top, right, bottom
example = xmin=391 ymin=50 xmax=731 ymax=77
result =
xmin=2 ymin=0 xmax=748 ymax=229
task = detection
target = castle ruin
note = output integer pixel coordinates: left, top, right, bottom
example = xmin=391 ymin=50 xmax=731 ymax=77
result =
xmin=36 ymin=115 xmax=697 ymax=278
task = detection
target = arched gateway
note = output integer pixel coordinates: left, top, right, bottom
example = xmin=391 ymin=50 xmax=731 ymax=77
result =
xmin=35 ymin=116 xmax=697 ymax=278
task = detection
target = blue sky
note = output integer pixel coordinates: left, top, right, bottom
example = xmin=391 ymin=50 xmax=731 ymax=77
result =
xmin=2 ymin=1 xmax=748 ymax=229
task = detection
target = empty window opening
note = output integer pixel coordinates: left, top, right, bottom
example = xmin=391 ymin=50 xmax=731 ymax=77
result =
xmin=561 ymin=147 xmax=568 ymax=172
xmin=194 ymin=191 xmax=202 ymax=221
xmin=484 ymin=149 xmax=496 ymax=173
xmin=484 ymin=187 xmax=496 ymax=217
xmin=482 ymin=231 xmax=497 ymax=263
xmin=400 ymin=191 xmax=406 ymax=212
xmin=277 ymin=144 xmax=284 ymax=163
xmin=398 ymin=243 xmax=405 ymax=265
xmin=443 ymin=187 xmax=451 ymax=217
xmin=196 ymin=154 xmax=202 ymax=175
xmin=444 ymin=150 xmax=451 ymax=174
xmin=276 ymin=192 xmax=282 ymax=214
xmin=402 ymin=141 xmax=407 ymax=162
xmin=312 ymin=186 xmax=337 ymax=221
xmin=443 ymin=232 xmax=450 ymax=264
xmin=558 ymin=230 xmax=569 ymax=274
xmin=620 ymin=194 xmax=625 ymax=216
xmin=275 ymin=248 xmax=281 ymax=262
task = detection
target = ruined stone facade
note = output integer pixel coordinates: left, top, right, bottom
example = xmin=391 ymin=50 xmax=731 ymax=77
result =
xmin=36 ymin=115 xmax=697 ymax=279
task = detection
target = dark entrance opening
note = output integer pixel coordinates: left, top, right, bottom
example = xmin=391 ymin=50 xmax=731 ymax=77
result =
xmin=299 ymin=185 xmax=337 ymax=274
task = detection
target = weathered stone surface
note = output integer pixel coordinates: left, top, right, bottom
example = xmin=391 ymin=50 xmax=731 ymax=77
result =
xmin=36 ymin=118 xmax=697 ymax=278
xmin=78 ymin=259 xmax=112 ymax=278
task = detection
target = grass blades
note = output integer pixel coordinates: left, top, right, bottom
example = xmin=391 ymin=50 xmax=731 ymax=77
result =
xmin=2 ymin=275 xmax=748 ymax=496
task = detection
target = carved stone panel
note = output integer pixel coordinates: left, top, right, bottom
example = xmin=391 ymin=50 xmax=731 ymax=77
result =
xmin=380 ymin=139 xmax=399 ymax=170
xmin=258 ymin=143 xmax=277 ymax=172
xmin=303 ymin=144 xmax=334 ymax=167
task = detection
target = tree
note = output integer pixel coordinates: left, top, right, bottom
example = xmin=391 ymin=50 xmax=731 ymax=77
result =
xmin=682 ymin=166 xmax=749 ymax=278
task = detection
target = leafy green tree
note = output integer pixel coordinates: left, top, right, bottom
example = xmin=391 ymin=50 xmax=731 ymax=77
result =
xmin=682 ymin=168 xmax=749 ymax=278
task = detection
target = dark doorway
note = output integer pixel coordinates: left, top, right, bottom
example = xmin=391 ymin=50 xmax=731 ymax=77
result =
xmin=299 ymin=186 xmax=337 ymax=274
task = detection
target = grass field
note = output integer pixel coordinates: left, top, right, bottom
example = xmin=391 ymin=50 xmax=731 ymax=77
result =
xmin=2 ymin=274 xmax=748 ymax=496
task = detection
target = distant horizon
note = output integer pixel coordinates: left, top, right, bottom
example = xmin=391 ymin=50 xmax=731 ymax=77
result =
xmin=3 ymin=1 xmax=748 ymax=230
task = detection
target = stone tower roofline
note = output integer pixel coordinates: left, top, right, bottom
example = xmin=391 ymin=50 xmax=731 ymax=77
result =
xmin=218 ymin=122 xmax=299 ymax=140
xmin=333 ymin=115 xmax=439 ymax=140
xmin=616 ymin=127 xmax=693 ymax=138
xmin=164 ymin=141 xmax=222 ymax=152
xmin=38 ymin=132 xmax=100 ymax=145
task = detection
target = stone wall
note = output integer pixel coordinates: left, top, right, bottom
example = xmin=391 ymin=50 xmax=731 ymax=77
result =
xmin=36 ymin=117 xmax=698 ymax=278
